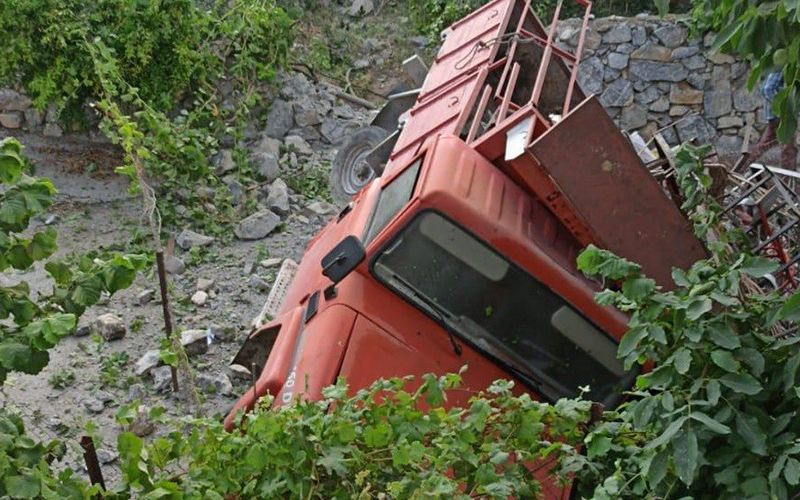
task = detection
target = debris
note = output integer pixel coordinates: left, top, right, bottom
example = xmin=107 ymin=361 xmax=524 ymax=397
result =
xmin=93 ymin=313 xmax=126 ymax=341
xmin=137 ymin=289 xmax=155 ymax=306
xmin=196 ymin=372 xmax=233 ymax=395
xmin=135 ymin=350 xmax=162 ymax=377
xmin=176 ymin=228 xmax=215 ymax=250
xmin=196 ymin=278 xmax=215 ymax=291
xmin=234 ymin=209 xmax=281 ymax=240
xmin=164 ymin=255 xmax=186 ymax=275
xmin=181 ymin=329 xmax=210 ymax=356
xmin=191 ymin=290 xmax=209 ymax=306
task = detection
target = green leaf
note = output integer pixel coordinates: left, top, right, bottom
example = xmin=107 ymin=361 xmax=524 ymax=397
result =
xmin=720 ymin=373 xmax=763 ymax=395
xmin=44 ymin=261 xmax=73 ymax=285
xmin=785 ymin=457 xmax=800 ymax=485
xmin=3 ymin=474 xmax=40 ymax=499
xmin=618 ymin=327 xmax=647 ymax=358
xmin=736 ymin=413 xmax=768 ymax=456
xmin=364 ymin=422 xmax=391 ymax=448
xmin=587 ymin=435 xmax=612 ymax=459
xmin=711 ymin=23 xmax=742 ymax=52
xmin=622 ymin=277 xmax=657 ymax=301
xmin=706 ymin=379 xmax=721 ymax=405
xmin=686 ymin=297 xmax=712 ymax=321
xmin=673 ymin=348 xmax=692 ymax=374
xmin=784 ymin=351 xmax=800 ymax=391
xmin=711 ymin=350 xmax=741 ymax=372
xmin=740 ymin=256 xmax=779 ymax=277
xmin=672 ymin=268 xmax=691 ymax=287
xmin=72 ymin=275 xmax=103 ymax=306
xmin=690 ymin=411 xmax=731 ymax=434
xmin=577 ymin=245 xmax=640 ymax=280
xmin=647 ymin=416 xmax=688 ymax=449
xmin=647 ymin=449 xmax=669 ymax=487
xmin=708 ymin=322 xmax=741 ymax=349
xmin=779 ymin=291 xmax=800 ymax=321
xmin=673 ymin=427 xmax=699 ymax=485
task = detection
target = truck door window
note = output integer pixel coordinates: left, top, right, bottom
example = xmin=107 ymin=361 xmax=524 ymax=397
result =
xmin=364 ymin=159 xmax=421 ymax=244
xmin=372 ymin=211 xmax=629 ymax=404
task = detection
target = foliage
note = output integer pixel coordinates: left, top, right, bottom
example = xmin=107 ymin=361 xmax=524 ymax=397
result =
xmin=112 ymin=373 xmax=591 ymax=498
xmin=566 ymin=144 xmax=800 ymax=499
xmin=0 ymin=411 xmax=95 ymax=498
xmin=687 ymin=0 xmax=800 ymax=142
xmin=284 ymin=164 xmax=333 ymax=202
xmin=0 ymin=0 xmax=292 ymax=118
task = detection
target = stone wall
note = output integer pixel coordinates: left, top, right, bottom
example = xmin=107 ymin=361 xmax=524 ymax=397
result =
xmin=557 ymin=15 xmax=765 ymax=156
xmin=0 ymin=89 xmax=66 ymax=137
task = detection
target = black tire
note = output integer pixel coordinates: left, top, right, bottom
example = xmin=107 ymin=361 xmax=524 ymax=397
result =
xmin=330 ymin=126 xmax=390 ymax=205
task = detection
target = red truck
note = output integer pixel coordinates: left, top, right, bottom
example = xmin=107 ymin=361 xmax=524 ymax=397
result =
xmin=225 ymin=0 xmax=706 ymax=495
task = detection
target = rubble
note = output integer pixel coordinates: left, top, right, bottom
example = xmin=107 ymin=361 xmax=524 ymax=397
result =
xmin=93 ymin=313 xmax=126 ymax=341
xmin=235 ymin=209 xmax=281 ymax=240
xmin=176 ymin=229 xmax=215 ymax=250
xmin=180 ymin=329 xmax=209 ymax=356
xmin=135 ymin=350 xmax=162 ymax=376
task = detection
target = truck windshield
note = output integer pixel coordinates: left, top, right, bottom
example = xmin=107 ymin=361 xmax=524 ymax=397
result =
xmin=372 ymin=211 xmax=629 ymax=403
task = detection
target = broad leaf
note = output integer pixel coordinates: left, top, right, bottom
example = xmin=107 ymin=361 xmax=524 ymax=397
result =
xmin=672 ymin=427 xmax=699 ymax=485
xmin=720 ymin=373 xmax=763 ymax=395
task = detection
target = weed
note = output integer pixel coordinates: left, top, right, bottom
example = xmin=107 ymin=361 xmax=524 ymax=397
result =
xmin=48 ymin=369 xmax=76 ymax=389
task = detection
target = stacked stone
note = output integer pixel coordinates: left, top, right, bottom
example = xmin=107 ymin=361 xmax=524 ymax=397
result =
xmin=558 ymin=15 xmax=765 ymax=156
xmin=0 ymin=89 xmax=64 ymax=136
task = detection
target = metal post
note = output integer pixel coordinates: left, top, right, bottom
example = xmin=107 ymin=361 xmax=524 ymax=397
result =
xmin=155 ymin=251 xmax=179 ymax=392
xmin=80 ymin=436 xmax=106 ymax=492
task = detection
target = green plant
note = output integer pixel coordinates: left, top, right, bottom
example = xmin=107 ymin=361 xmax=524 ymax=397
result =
xmin=564 ymin=144 xmax=800 ymax=498
xmin=685 ymin=0 xmax=800 ymax=142
xmin=47 ymin=369 xmax=75 ymax=389
xmin=112 ymin=372 xmax=592 ymax=498
xmin=99 ymin=351 xmax=131 ymax=389
xmin=285 ymin=164 xmax=333 ymax=202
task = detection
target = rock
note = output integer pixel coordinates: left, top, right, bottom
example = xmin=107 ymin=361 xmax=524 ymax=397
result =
xmin=235 ymin=209 xmax=281 ymax=240
xmin=603 ymin=24 xmax=631 ymax=43
xmin=671 ymin=46 xmax=699 ymax=59
xmin=716 ymin=134 xmax=744 ymax=155
xmin=629 ymin=60 xmax=688 ymax=82
xmin=408 ymin=35 xmax=429 ymax=48
xmin=260 ymin=257 xmax=283 ymax=268
xmin=250 ymin=275 xmax=270 ymax=291
xmin=74 ymin=325 xmax=92 ymax=337
xmin=264 ymin=99 xmax=294 ymax=139
xmin=630 ymin=44 xmax=672 ymax=62
xmin=619 ymin=104 xmax=648 ymax=130
xmin=293 ymin=105 xmax=320 ymax=128
xmin=230 ymin=364 xmax=252 ymax=381
xmin=93 ymin=313 xmax=126 ymax=341
xmin=251 ymin=152 xmax=280 ymax=182
xmin=0 ymin=90 xmax=32 ymax=112
xmin=348 ymin=0 xmax=374 ymax=16
xmin=181 ymin=329 xmax=209 ymax=356
xmin=577 ymin=56 xmax=604 ymax=95
xmin=24 ymin=108 xmax=42 ymax=129
xmin=191 ymin=290 xmax=208 ymax=306
xmin=197 ymin=278 xmax=215 ymax=291
xmin=253 ymin=135 xmax=281 ymax=156
xmin=284 ymin=135 xmax=313 ymax=156
xmin=632 ymin=86 xmax=659 ymax=105
xmin=676 ymin=115 xmax=715 ymax=144
xmin=215 ymin=149 xmax=235 ymax=175
xmin=97 ymin=449 xmax=118 ymax=465
xmin=704 ymin=88 xmax=732 ymax=118
xmin=164 ymin=255 xmax=186 ymax=275
xmin=649 ymin=97 xmax=670 ymax=112
xmin=599 ymin=79 xmax=633 ymax=108
xmin=127 ymin=406 xmax=155 ymax=437
xmin=135 ymin=350 xmax=162 ymax=376
xmin=669 ymin=83 xmax=703 ymax=105
xmin=0 ymin=112 xmax=22 ymax=129
xmin=686 ymin=73 xmax=707 ymax=90
xmin=43 ymin=123 xmax=62 ymax=137
xmin=305 ymin=200 xmax=337 ymax=216
xmin=718 ymin=116 xmax=743 ymax=128
xmin=243 ymin=261 xmax=257 ymax=275
xmin=631 ymin=25 xmax=646 ymax=45
xmin=228 ymin=179 xmax=244 ymax=206
xmin=150 ymin=366 xmax=173 ymax=392
xmin=319 ymin=118 xmax=358 ymax=145
xmin=94 ymin=390 xmax=114 ymax=403
xmin=267 ymin=179 xmax=291 ymax=216
xmin=670 ymin=105 xmax=689 ymax=117
xmin=136 ymin=289 xmax=155 ymax=306
xmin=176 ymin=229 xmax=214 ymax=250
xmin=127 ymin=384 xmax=147 ymax=402
xmin=682 ymin=55 xmax=706 ymax=71
xmin=707 ymin=51 xmax=735 ymax=64
xmin=196 ymin=372 xmax=233 ymax=395
xmin=653 ymin=25 xmax=687 ymax=47
xmin=733 ymin=86 xmax=760 ymax=112
xmin=607 ymin=52 xmax=629 ymax=70
xmin=83 ymin=397 xmax=105 ymax=414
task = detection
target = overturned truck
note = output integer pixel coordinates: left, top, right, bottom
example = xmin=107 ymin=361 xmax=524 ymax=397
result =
xmin=225 ymin=0 xmax=708 ymax=496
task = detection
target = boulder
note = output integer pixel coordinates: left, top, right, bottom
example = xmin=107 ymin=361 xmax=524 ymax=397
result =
xmin=196 ymin=372 xmax=233 ymax=395
xmin=93 ymin=313 xmax=126 ymax=341
xmin=191 ymin=290 xmax=208 ymax=306
xmin=135 ymin=350 xmax=162 ymax=376
xmin=251 ymin=152 xmax=280 ymax=182
xmin=180 ymin=329 xmax=209 ymax=356
xmin=267 ymin=179 xmax=291 ymax=216
xmin=164 ymin=255 xmax=186 ymax=275
xmin=234 ymin=209 xmax=281 ymax=240
xmin=0 ymin=112 xmax=22 ymax=129
xmin=653 ymin=25 xmax=687 ymax=48
xmin=264 ymin=99 xmax=294 ymax=139
xmin=176 ymin=229 xmax=214 ymax=250
xmin=0 ymin=89 xmax=32 ymax=112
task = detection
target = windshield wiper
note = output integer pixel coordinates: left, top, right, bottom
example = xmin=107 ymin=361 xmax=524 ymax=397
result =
xmin=390 ymin=273 xmax=462 ymax=356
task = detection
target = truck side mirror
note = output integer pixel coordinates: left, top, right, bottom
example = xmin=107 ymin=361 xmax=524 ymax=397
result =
xmin=321 ymin=235 xmax=365 ymax=285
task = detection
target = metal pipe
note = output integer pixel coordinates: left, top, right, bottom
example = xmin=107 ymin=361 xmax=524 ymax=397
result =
xmin=80 ymin=436 xmax=106 ymax=493
xmin=499 ymin=63 xmax=521 ymax=122
xmin=155 ymin=251 xmax=179 ymax=392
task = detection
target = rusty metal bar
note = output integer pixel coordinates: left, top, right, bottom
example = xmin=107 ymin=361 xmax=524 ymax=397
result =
xmin=563 ymin=0 xmax=593 ymax=116
xmin=80 ymin=436 xmax=106 ymax=492
xmin=499 ymin=63 xmax=520 ymax=122
xmin=467 ymin=85 xmax=493 ymax=143
xmin=530 ymin=0 xmax=563 ymax=106
xmin=155 ymin=251 xmax=180 ymax=392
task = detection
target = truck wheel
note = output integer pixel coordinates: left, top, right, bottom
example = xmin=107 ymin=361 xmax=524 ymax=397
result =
xmin=330 ymin=126 xmax=389 ymax=205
